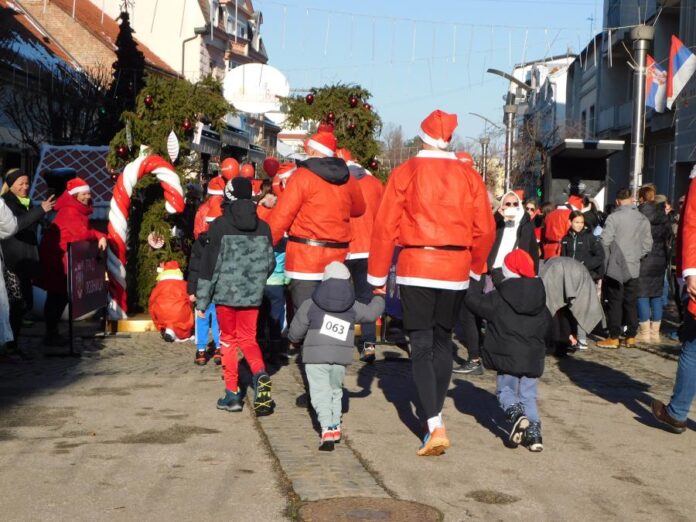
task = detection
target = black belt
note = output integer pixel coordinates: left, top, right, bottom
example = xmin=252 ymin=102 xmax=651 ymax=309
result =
xmin=287 ymin=236 xmax=349 ymax=249
xmin=403 ymin=245 xmax=469 ymax=251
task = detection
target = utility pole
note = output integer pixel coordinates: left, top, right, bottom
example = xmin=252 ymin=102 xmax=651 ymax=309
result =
xmin=630 ymin=25 xmax=654 ymax=201
xmin=480 ymin=137 xmax=490 ymax=182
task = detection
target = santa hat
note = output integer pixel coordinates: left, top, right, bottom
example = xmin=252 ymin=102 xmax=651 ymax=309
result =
xmin=336 ymin=148 xmax=353 ymax=162
xmin=207 ymin=176 xmax=225 ymax=196
xmin=419 ymin=110 xmax=458 ymax=150
xmin=220 ymin=158 xmax=240 ymax=181
xmin=502 ymin=249 xmax=536 ymax=279
xmin=156 ymin=260 xmax=183 ymax=281
xmin=568 ymin=195 xmax=584 ymax=210
xmin=513 ymin=189 xmax=525 ymax=201
xmin=67 ymin=177 xmax=90 ymax=195
xmin=305 ymin=131 xmax=336 ymax=157
xmin=455 ymin=151 xmax=473 ymax=164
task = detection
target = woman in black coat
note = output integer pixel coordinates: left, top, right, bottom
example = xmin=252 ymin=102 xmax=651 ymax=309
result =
xmin=637 ymin=186 xmax=672 ymax=341
xmin=560 ymin=211 xmax=604 ymax=281
xmin=1 ymin=169 xmax=55 ymax=353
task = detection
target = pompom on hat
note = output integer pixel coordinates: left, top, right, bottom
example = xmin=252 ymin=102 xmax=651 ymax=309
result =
xmin=304 ymin=130 xmax=337 ymax=157
xmin=419 ymin=110 xmax=458 ymax=150
xmin=502 ymin=249 xmax=536 ymax=279
xmin=67 ymin=177 xmax=90 ymax=195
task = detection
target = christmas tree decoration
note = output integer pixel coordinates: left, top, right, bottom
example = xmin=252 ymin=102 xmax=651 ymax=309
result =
xmin=369 ymin=158 xmax=379 ymax=171
xmin=363 ymin=102 xmax=372 ymax=111
xmin=327 ymin=111 xmax=336 ymax=123
xmin=182 ymin=118 xmax=193 ymax=133
xmin=348 ymin=121 xmax=356 ymax=132
xmin=125 ymin=120 xmax=133 ymax=149
xmin=349 ymin=95 xmax=359 ymax=108
xmin=147 ymin=231 xmax=165 ymax=249
xmin=167 ymin=129 xmax=180 ymax=163
xmin=305 ymin=93 xmax=315 ymax=105
xmin=117 ymin=144 xmax=128 ymax=158
xmin=107 ymin=155 xmax=186 ymax=319
xmin=144 ymin=94 xmax=154 ymax=107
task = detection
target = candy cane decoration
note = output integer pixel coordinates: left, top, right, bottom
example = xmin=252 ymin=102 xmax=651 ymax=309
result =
xmin=107 ymin=155 xmax=185 ymax=319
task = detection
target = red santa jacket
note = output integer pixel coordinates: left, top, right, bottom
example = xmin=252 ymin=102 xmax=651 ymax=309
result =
xmin=268 ymin=158 xmax=365 ymax=280
xmin=38 ymin=191 xmax=106 ymax=294
xmin=149 ymin=271 xmax=194 ymax=340
xmin=678 ymin=171 xmax=696 ymax=317
xmin=542 ymin=207 xmax=573 ymax=259
xmin=347 ymin=167 xmax=384 ymax=260
xmin=367 ymin=150 xmax=495 ymax=290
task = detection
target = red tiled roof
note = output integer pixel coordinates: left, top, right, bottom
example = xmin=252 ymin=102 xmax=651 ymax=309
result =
xmin=49 ymin=0 xmax=177 ymax=75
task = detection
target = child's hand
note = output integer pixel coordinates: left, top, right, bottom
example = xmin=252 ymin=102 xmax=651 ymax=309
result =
xmin=196 ymin=309 xmax=206 ymax=319
xmin=189 ymin=294 xmax=196 ymax=303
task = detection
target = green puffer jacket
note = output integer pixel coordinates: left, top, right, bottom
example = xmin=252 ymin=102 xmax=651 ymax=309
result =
xmin=196 ymin=199 xmax=276 ymax=310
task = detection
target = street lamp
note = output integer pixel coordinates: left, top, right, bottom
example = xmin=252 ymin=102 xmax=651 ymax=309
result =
xmin=466 ymin=134 xmax=491 ymax=182
xmin=486 ymin=68 xmax=533 ymax=192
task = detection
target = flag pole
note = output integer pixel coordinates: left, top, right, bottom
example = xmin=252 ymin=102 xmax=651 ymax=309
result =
xmin=630 ymin=25 xmax=654 ymax=201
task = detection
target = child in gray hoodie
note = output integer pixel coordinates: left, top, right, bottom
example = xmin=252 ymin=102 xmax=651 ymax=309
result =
xmin=288 ymin=261 xmax=384 ymax=451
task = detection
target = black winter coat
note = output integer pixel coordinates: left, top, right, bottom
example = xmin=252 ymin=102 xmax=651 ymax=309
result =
xmin=0 ymin=191 xmax=46 ymax=278
xmin=638 ymin=202 xmax=672 ymax=297
xmin=560 ymin=228 xmax=605 ymax=280
xmin=186 ymin=232 xmax=207 ymax=295
xmin=465 ymin=276 xmax=552 ymax=378
xmin=487 ymin=213 xmax=540 ymax=273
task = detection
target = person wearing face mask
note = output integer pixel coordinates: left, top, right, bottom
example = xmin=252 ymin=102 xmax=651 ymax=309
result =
xmin=38 ymin=178 xmax=107 ymax=346
xmin=1 ymin=169 xmax=56 ymax=357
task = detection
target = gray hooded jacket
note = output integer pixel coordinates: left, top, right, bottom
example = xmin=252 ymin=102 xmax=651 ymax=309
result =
xmin=288 ymin=278 xmax=385 ymax=365
xmin=600 ymin=204 xmax=652 ymax=279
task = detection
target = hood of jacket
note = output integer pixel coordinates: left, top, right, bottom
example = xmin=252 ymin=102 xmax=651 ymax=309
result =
xmin=312 ymin=278 xmax=355 ymax=313
xmin=639 ymin=201 xmax=668 ymax=226
xmin=497 ymin=277 xmax=547 ymax=316
xmin=498 ymin=191 xmax=525 ymax=224
xmin=298 ymin=157 xmax=350 ymax=185
xmin=54 ymin=191 xmax=93 ymax=216
xmin=222 ymin=199 xmax=258 ymax=231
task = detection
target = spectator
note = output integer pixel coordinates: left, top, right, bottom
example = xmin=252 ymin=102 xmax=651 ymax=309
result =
xmin=597 ymin=188 xmax=653 ymax=348
xmin=541 ymin=184 xmax=585 ymax=259
xmin=0 ymin=197 xmax=18 ymax=350
xmin=1 ymin=169 xmax=55 ymax=356
xmin=38 ymin=178 xmax=106 ymax=346
xmin=636 ymin=185 xmax=673 ymax=343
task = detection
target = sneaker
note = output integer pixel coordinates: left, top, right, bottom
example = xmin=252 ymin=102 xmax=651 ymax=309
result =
xmin=212 ymin=348 xmax=222 ymax=365
xmin=194 ymin=349 xmax=208 ymax=365
xmin=576 ymin=340 xmax=589 ymax=351
xmin=360 ymin=342 xmax=376 ymax=363
xmin=216 ymin=389 xmax=243 ymax=412
xmin=596 ymin=337 xmax=620 ymax=349
xmin=622 ymin=337 xmax=637 ymax=348
xmin=253 ymin=371 xmax=275 ymax=416
xmin=161 ymin=329 xmax=175 ymax=343
xmin=504 ymin=403 xmax=530 ymax=447
xmin=452 ymin=359 xmax=484 ymax=375
xmin=522 ymin=421 xmax=543 ymax=452
xmin=417 ymin=427 xmax=450 ymax=456
xmin=330 ymin=424 xmax=342 ymax=443
xmin=319 ymin=429 xmax=335 ymax=451
xmin=651 ymin=400 xmax=687 ymax=434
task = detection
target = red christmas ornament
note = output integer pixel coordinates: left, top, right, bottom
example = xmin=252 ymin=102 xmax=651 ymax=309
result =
xmin=182 ymin=118 xmax=193 ymax=132
xmin=305 ymin=93 xmax=315 ymax=105
xmin=363 ymin=102 xmax=372 ymax=111
xmin=327 ymin=111 xmax=336 ymax=123
xmin=144 ymin=94 xmax=154 ymax=107
xmin=117 ymin=145 xmax=128 ymax=158
xmin=369 ymin=158 xmax=379 ymax=171
xmin=349 ymin=95 xmax=359 ymax=108
xmin=348 ymin=121 xmax=356 ymax=132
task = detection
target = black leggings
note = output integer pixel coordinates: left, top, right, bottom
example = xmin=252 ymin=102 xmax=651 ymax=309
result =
xmin=44 ymin=292 xmax=68 ymax=335
xmin=409 ymin=325 xmax=453 ymax=420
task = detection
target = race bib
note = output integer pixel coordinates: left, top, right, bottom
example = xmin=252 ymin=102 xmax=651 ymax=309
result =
xmin=319 ymin=314 xmax=350 ymax=342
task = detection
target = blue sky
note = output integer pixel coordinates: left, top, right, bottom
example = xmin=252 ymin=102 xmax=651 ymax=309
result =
xmin=256 ymin=0 xmax=600 ymax=142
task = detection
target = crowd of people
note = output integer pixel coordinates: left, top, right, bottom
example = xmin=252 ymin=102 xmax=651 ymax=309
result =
xmin=0 ymin=107 xmax=695 ymax=455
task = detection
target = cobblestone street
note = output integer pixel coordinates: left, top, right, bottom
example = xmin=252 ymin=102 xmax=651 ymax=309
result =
xmin=1 ymin=330 xmax=695 ymax=520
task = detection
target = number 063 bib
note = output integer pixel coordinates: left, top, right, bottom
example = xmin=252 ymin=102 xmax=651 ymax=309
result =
xmin=319 ymin=314 xmax=350 ymax=342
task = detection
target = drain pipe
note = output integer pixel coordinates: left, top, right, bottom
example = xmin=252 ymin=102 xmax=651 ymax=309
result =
xmin=181 ymin=24 xmax=209 ymax=78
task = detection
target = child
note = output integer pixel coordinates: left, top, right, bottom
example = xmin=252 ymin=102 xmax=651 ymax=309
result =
xmin=288 ymin=261 xmax=384 ymax=451
xmin=150 ymin=261 xmax=194 ymax=343
xmin=196 ymin=177 xmax=277 ymax=416
xmin=465 ymin=249 xmax=552 ymax=452
xmin=188 ymin=201 xmax=222 ymax=365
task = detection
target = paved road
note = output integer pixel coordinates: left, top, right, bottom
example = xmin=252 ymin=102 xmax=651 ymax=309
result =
xmin=1 ymin=331 xmax=695 ymax=521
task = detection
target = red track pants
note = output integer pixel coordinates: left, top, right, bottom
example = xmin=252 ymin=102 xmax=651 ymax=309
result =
xmin=215 ymin=305 xmax=266 ymax=391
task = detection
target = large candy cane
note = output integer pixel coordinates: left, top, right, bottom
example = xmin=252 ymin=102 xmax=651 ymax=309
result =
xmin=107 ymin=155 xmax=185 ymax=319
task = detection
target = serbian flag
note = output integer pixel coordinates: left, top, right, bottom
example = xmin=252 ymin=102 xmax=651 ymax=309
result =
xmin=645 ymin=55 xmax=667 ymax=113
xmin=667 ymin=35 xmax=696 ymax=110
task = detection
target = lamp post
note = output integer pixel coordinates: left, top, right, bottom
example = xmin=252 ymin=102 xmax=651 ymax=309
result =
xmin=630 ymin=25 xmax=654 ymax=201
xmin=480 ymin=137 xmax=490 ymax=183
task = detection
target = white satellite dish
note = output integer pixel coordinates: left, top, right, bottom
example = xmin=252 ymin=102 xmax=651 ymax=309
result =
xmin=223 ymin=63 xmax=290 ymax=114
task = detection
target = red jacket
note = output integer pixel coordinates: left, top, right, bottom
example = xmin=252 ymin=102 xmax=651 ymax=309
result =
xmin=542 ymin=206 xmax=572 ymax=259
xmin=678 ymin=172 xmax=696 ymax=317
xmin=367 ymin=150 xmax=495 ymax=290
xmin=268 ymin=159 xmax=365 ymax=280
xmin=149 ymin=275 xmax=194 ymax=340
xmin=38 ymin=192 xmax=106 ymax=294
xmin=347 ymin=169 xmax=383 ymax=260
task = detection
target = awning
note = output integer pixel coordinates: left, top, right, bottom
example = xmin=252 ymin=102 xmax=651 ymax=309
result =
xmin=247 ymin=144 xmax=266 ymax=164
xmin=549 ymin=139 xmax=625 ymax=159
xmin=221 ymin=126 xmax=249 ymax=149
xmin=190 ymin=125 xmax=221 ymax=156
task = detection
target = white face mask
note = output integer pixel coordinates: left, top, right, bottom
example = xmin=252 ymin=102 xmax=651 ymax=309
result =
xmin=502 ymin=205 xmax=521 ymax=219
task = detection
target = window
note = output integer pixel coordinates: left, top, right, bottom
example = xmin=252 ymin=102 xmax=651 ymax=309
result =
xmin=588 ymin=105 xmax=595 ymax=137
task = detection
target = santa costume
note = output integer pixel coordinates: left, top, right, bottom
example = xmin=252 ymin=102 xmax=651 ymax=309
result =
xmin=149 ymin=261 xmax=194 ymax=342
xmin=367 ymin=110 xmax=495 ymax=456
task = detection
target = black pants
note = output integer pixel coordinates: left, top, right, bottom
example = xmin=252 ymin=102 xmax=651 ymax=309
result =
xmin=400 ymin=285 xmax=463 ymax=421
xmin=288 ymin=279 xmax=319 ymax=314
xmin=44 ymin=292 xmax=68 ymax=335
xmin=457 ymin=294 xmax=481 ymax=360
xmin=346 ymin=258 xmax=377 ymax=344
xmin=604 ymin=277 xmax=639 ymax=338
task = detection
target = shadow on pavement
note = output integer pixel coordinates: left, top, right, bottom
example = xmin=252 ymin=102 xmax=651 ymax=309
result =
xmin=447 ymin=378 xmax=508 ymax=443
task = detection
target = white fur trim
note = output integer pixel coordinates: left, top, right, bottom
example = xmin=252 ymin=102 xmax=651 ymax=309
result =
xmin=396 ymin=276 xmax=469 ymax=290
xmin=418 ymin=129 xmax=449 ymax=149
xmin=469 ymin=271 xmax=481 ymax=281
xmin=207 ymin=189 xmax=224 ymax=196
xmin=284 ymin=270 xmax=324 ymax=281
xmin=502 ymin=264 xmax=520 ymax=279
xmin=416 ymin=150 xmax=457 ymax=159
xmin=367 ymin=274 xmax=387 ymax=286
xmin=205 ymin=216 xmax=217 ymax=222
xmin=306 ymin=139 xmax=335 ymax=157
xmin=157 ymin=274 xmax=184 ymax=281
xmin=68 ymin=185 xmax=90 ymax=195
xmin=346 ymin=252 xmax=369 ymax=260
xmin=683 ymin=268 xmax=696 ymax=278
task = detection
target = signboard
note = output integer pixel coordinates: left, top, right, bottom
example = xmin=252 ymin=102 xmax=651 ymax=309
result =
xmin=385 ymin=247 xmax=402 ymax=319
xmin=68 ymin=240 xmax=107 ymax=319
